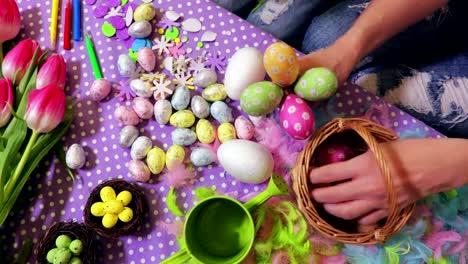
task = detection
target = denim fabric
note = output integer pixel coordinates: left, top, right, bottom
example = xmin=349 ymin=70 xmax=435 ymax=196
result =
xmin=210 ymin=0 xmax=468 ymax=137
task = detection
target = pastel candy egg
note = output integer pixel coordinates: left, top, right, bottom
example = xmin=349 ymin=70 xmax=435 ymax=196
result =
xmin=132 ymin=97 xmax=154 ymax=119
xmin=146 ymin=147 xmax=166 ymax=174
xmin=202 ymin=83 xmax=227 ymax=102
xmin=116 ymin=190 xmax=132 ymax=206
xmin=130 ymin=79 xmax=153 ymax=98
xmin=128 ymin=20 xmax=152 ymax=38
xmin=91 ymin=202 xmax=105 ymax=217
xmin=100 ymin=186 xmax=116 ymax=202
xmin=154 ymin=99 xmax=172 ymax=125
xmin=191 ymin=95 xmax=210 ymax=119
xmin=190 ymin=147 xmax=214 ymax=166
xmin=118 ymin=54 xmax=136 ymax=77
xmin=134 ymin=3 xmax=156 ymax=21
xmin=114 ymin=106 xmax=140 ymax=126
xmin=193 ymin=68 xmax=217 ymax=87
xmin=234 ymin=116 xmax=254 ymax=140
xmin=196 ymin=119 xmax=215 ymax=144
xmin=56 ymin=234 xmax=72 ymax=248
xmin=137 ymin=47 xmax=156 ymax=72
xmin=128 ymin=160 xmax=151 ymax=182
xmin=218 ymin=123 xmax=237 ymax=143
xmin=169 ymin=110 xmax=196 ymax=128
xmin=171 ymin=128 xmax=197 ymax=146
xmin=240 ymin=81 xmax=283 ymax=116
xmin=53 ymin=248 xmax=72 ymax=264
xmin=90 ymin=78 xmax=111 ymax=101
xmin=65 ymin=143 xmax=86 ymax=169
xmin=166 ymin=145 xmax=185 ymax=170
xmin=224 ymin=47 xmax=266 ymax=100
xmin=263 ymin=42 xmax=299 ymax=87
xmin=294 ymin=67 xmax=338 ymax=101
xmin=69 ymin=240 xmax=83 ymax=255
xmin=119 ymin=125 xmax=139 ymax=148
xmin=130 ymin=136 xmax=152 ymax=159
xmin=47 ymin=248 xmax=59 ymax=263
xmin=210 ymin=101 xmax=233 ymax=123
xmin=104 ymin=200 xmax=124 ymax=214
xmin=102 ymin=213 xmax=119 ymax=228
xmin=171 ymin=86 xmax=190 ymax=110
xmin=118 ymin=207 xmax=134 ymax=222
xmin=279 ymin=94 xmax=315 ymax=139
xmin=69 ymin=257 xmax=82 ymax=264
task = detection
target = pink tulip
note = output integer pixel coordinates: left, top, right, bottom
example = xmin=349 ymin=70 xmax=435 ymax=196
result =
xmin=2 ymin=39 xmax=42 ymax=84
xmin=37 ymin=54 xmax=66 ymax=89
xmin=24 ymin=84 xmax=66 ymax=133
xmin=0 ymin=0 xmax=21 ymax=43
xmin=0 ymin=78 xmax=13 ymax=127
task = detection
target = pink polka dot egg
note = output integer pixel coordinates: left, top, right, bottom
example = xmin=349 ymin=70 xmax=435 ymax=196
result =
xmin=279 ymin=94 xmax=315 ymax=139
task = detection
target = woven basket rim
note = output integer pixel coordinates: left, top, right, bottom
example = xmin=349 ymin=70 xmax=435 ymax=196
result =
xmin=292 ymin=118 xmax=415 ymax=245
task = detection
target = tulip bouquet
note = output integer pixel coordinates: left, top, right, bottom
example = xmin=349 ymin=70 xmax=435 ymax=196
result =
xmin=0 ymin=0 xmax=74 ymax=225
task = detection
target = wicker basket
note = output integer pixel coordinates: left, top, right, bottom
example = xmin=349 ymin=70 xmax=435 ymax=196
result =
xmin=84 ymin=179 xmax=146 ymax=238
xmin=292 ymin=118 xmax=415 ymax=245
xmin=36 ymin=221 xmax=99 ymax=264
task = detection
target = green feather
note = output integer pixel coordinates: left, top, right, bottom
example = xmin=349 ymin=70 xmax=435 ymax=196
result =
xmin=166 ymin=187 xmax=184 ymax=217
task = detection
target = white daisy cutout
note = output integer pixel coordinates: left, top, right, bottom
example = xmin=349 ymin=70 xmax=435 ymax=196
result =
xmin=277 ymin=53 xmax=286 ymax=62
xmin=152 ymin=36 xmax=174 ymax=56
xmin=302 ymin=112 xmax=310 ymax=120
xmin=283 ymin=120 xmax=289 ymax=128
xmin=268 ymin=91 xmax=276 ymax=100
xmin=287 ymin=106 xmax=296 ymax=114
xmin=294 ymin=123 xmax=302 ymax=131
xmin=316 ymin=77 xmax=325 ymax=86
xmin=295 ymin=98 xmax=303 ymax=104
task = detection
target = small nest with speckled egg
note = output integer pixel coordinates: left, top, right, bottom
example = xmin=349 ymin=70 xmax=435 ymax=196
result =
xmin=84 ymin=179 xmax=146 ymax=238
xmin=36 ymin=221 xmax=99 ymax=264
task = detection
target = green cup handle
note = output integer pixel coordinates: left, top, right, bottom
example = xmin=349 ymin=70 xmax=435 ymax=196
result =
xmin=160 ymin=249 xmax=192 ymax=264
xmin=244 ymin=174 xmax=290 ymax=213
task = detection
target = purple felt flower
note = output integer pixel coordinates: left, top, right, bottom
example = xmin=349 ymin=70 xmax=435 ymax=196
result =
xmin=115 ymin=81 xmax=136 ymax=101
xmin=157 ymin=18 xmax=180 ymax=30
xmin=205 ymin=52 xmax=227 ymax=72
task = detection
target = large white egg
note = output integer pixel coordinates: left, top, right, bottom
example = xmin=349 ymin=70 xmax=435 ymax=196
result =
xmin=224 ymin=47 xmax=266 ymax=100
xmin=217 ymin=139 xmax=273 ymax=183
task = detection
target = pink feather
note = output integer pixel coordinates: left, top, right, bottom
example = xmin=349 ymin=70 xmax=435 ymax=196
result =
xmin=271 ymin=250 xmax=290 ymax=264
xmin=424 ymin=231 xmax=462 ymax=259
xmin=309 ymin=234 xmax=340 ymax=250
xmin=319 ymin=254 xmax=347 ymax=264
xmin=159 ymin=220 xmax=184 ymax=237
xmin=163 ymin=164 xmax=196 ymax=189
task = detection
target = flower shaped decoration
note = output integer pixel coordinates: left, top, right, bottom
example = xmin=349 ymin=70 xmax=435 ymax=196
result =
xmin=115 ymin=80 xmax=136 ymax=102
xmin=140 ymin=72 xmax=164 ymax=82
xmin=188 ymin=55 xmax=206 ymax=75
xmin=205 ymin=51 xmax=227 ymax=73
xmin=168 ymin=42 xmax=186 ymax=59
xmin=174 ymin=71 xmax=194 ymax=90
xmin=152 ymin=75 xmax=174 ymax=100
xmin=152 ymin=36 xmax=173 ymax=56
xmin=90 ymin=186 xmax=134 ymax=228
xmin=173 ymin=55 xmax=192 ymax=75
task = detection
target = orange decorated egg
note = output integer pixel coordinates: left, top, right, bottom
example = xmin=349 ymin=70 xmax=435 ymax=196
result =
xmin=263 ymin=42 xmax=299 ymax=87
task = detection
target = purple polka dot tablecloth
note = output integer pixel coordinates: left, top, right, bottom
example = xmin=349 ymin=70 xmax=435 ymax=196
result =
xmin=0 ymin=0 xmax=446 ymax=263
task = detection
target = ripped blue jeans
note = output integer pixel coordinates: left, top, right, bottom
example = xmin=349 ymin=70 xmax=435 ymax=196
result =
xmin=212 ymin=0 xmax=468 ymax=137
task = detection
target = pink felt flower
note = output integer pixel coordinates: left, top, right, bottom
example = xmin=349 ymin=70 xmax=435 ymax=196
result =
xmin=0 ymin=0 xmax=21 ymax=43
xmin=2 ymin=39 xmax=42 ymax=84
xmin=24 ymin=84 xmax=66 ymax=133
xmin=37 ymin=54 xmax=66 ymax=89
xmin=0 ymin=78 xmax=13 ymax=127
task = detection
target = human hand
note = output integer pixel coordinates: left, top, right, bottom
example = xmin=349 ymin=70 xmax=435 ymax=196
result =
xmin=298 ymin=36 xmax=362 ymax=86
xmin=309 ymin=138 xmax=468 ymax=225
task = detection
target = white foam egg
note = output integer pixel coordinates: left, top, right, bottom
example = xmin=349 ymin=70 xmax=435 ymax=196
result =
xmin=217 ymin=139 xmax=273 ymax=183
xmin=224 ymin=47 xmax=265 ymax=100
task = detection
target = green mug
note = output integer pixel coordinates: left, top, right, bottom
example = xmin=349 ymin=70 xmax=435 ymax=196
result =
xmin=160 ymin=174 xmax=290 ymax=264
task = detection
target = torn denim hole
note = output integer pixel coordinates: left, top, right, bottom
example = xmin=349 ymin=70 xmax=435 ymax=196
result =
xmin=383 ymin=71 xmax=434 ymax=115
xmin=426 ymin=5 xmax=450 ymax=26
xmin=354 ymin=73 xmax=379 ymax=95
xmin=348 ymin=1 xmax=370 ymax=13
xmin=258 ymin=0 xmax=294 ymax=25
xmin=440 ymin=76 xmax=468 ymax=127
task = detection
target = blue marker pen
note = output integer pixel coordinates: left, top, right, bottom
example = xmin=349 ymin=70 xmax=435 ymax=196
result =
xmin=73 ymin=0 xmax=81 ymax=41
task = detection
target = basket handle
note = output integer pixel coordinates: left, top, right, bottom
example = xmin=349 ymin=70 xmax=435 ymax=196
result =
xmin=337 ymin=119 xmax=399 ymax=241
